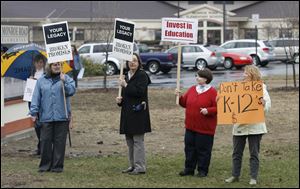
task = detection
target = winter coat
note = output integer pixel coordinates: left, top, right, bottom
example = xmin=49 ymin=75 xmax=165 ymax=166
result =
xmin=30 ymin=73 xmax=76 ymax=122
xmin=118 ymin=69 xmax=151 ymax=135
xmin=232 ymin=84 xmax=271 ymax=136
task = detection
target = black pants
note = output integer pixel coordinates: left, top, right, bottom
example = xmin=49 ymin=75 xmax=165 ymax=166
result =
xmin=184 ymin=129 xmax=214 ymax=176
xmin=72 ymin=70 xmax=79 ymax=88
xmin=35 ymin=125 xmax=41 ymax=154
xmin=39 ymin=121 xmax=69 ymax=172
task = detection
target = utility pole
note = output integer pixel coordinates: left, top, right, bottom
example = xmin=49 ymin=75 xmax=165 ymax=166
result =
xmin=177 ymin=1 xmax=180 ymax=18
xmin=223 ymin=1 xmax=226 ymax=44
xmin=90 ymin=1 xmax=93 ymax=42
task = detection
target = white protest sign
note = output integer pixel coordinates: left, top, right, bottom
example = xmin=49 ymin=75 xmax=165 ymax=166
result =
xmin=77 ymin=68 xmax=85 ymax=80
xmin=23 ymin=78 xmax=37 ymax=102
xmin=42 ymin=21 xmax=72 ymax=63
xmin=112 ymin=18 xmax=135 ymax=61
xmin=161 ymin=18 xmax=198 ymax=43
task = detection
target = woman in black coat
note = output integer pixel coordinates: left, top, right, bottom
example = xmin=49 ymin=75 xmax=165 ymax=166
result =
xmin=116 ymin=53 xmax=151 ymax=175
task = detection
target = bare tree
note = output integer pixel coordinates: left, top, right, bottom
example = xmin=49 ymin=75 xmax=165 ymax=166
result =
xmin=90 ymin=1 xmax=118 ymax=91
xmin=263 ymin=22 xmax=277 ymax=40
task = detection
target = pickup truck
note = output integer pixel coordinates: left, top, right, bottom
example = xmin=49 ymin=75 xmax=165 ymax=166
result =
xmin=139 ymin=52 xmax=176 ymax=74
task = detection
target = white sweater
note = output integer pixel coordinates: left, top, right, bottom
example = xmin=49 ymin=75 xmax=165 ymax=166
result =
xmin=232 ymin=84 xmax=271 ymax=136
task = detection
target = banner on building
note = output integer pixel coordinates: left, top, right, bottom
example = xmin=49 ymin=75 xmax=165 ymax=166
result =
xmin=161 ymin=18 xmax=198 ymax=43
xmin=42 ymin=21 xmax=72 ymax=64
xmin=112 ymin=18 xmax=135 ymax=61
xmin=217 ymin=81 xmax=265 ymax=125
xmin=23 ymin=78 xmax=37 ymax=102
xmin=1 ymin=25 xmax=28 ymax=44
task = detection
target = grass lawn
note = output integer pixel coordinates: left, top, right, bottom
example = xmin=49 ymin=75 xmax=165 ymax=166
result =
xmin=1 ymin=77 xmax=299 ymax=188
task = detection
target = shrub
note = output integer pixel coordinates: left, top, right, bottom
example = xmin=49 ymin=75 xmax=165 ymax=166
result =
xmin=81 ymin=58 xmax=105 ymax=76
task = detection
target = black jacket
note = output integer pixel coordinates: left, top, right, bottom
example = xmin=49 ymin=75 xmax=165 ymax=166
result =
xmin=118 ymin=69 xmax=151 ymax=135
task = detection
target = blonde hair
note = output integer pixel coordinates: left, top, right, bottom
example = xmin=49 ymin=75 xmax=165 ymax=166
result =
xmin=244 ymin=65 xmax=262 ymax=81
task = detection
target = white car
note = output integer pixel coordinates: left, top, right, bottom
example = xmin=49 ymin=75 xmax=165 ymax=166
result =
xmin=78 ymin=42 xmax=139 ymax=75
xmin=269 ymin=38 xmax=299 ymax=63
xmin=220 ymin=39 xmax=275 ymax=67
xmin=166 ymin=45 xmax=224 ymax=70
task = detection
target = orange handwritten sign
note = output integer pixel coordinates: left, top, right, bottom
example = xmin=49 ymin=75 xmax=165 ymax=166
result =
xmin=217 ymin=81 xmax=265 ymax=125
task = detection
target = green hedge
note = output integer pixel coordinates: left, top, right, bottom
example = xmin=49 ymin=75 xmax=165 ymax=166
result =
xmin=81 ymin=58 xmax=105 ymax=76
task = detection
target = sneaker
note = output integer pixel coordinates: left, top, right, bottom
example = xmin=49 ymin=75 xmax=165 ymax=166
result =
xmin=225 ymin=176 xmax=239 ymax=183
xmin=179 ymin=170 xmax=194 ymax=176
xmin=121 ymin=167 xmax=134 ymax=173
xmin=249 ymin=178 xmax=257 ymax=185
xmin=128 ymin=169 xmax=145 ymax=175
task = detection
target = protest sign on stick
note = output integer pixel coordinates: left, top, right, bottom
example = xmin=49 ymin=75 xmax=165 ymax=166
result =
xmin=161 ymin=18 xmax=198 ymax=104
xmin=112 ymin=18 xmax=135 ymax=98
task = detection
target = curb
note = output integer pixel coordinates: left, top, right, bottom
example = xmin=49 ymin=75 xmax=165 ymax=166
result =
xmin=1 ymin=128 xmax=35 ymax=145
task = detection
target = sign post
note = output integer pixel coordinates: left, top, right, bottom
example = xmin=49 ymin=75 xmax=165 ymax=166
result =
xmin=112 ymin=18 xmax=135 ymax=98
xmin=252 ymin=14 xmax=259 ymax=57
xmin=161 ymin=17 xmax=198 ymax=105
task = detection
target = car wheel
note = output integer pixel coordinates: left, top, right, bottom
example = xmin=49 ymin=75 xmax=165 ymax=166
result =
xmin=224 ymin=58 xmax=233 ymax=69
xmin=147 ymin=61 xmax=160 ymax=74
xmin=260 ymin=61 xmax=269 ymax=67
xmin=106 ymin=62 xmax=117 ymax=76
xmin=195 ymin=59 xmax=207 ymax=70
xmin=161 ymin=67 xmax=172 ymax=74
xmin=251 ymin=55 xmax=260 ymax=66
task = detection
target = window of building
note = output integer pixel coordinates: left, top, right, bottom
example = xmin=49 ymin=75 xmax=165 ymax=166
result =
xmin=155 ymin=30 xmax=161 ymax=41
xmin=188 ymin=1 xmax=207 ymax=4
xmin=198 ymin=21 xmax=203 ymax=27
xmin=279 ymin=29 xmax=293 ymax=38
xmin=75 ymin=29 xmax=85 ymax=40
xmin=225 ymin=29 xmax=233 ymax=42
xmin=207 ymin=22 xmax=221 ymax=27
xmin=69 ymin=29 xmax=73 ymax=40
xmin=214 ymin=1 xmax=233 ymax=4
xmin=244 ymin=29 xmax=257 ymax=39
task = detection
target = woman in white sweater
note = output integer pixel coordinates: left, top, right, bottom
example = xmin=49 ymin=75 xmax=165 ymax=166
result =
xmin=225 ymin=65 xmax=271 ymax=185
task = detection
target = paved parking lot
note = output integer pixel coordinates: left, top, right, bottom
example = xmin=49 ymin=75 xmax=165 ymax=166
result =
xmin=77 ymin=62 xmax=299 ymax=89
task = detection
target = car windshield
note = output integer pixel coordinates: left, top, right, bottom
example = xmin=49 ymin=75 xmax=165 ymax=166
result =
xmin=263 ymin=41 xmax=273 ymax=47
xmin=206 ymin=46 xmax=227 ymax=52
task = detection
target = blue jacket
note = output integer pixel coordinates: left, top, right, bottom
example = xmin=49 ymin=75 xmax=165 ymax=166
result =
xmin=73 ymin=54 xmax=83 ymax=70
xmin=30 ymin=73 xmax=76 ymax=122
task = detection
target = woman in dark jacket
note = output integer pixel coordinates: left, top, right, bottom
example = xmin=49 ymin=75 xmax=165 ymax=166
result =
xmin=116 ymin=53 xmax=151 ymax=175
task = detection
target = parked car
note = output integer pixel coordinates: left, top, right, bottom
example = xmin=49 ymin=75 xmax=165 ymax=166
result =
xmin=206 ymin=45 xmax=253 ymax=69
xmin=165 ymin=45 xmax=224 ymax=70
xmin=269 ymin=38 xmax=299 ymax=63
xmin=139 ymin=52 xmax=176 ymax=74
xmin=220 ymin=39 xmax=275 ymax=67
xmin=78 ymin=42 xmax=139 ymax=75
xmin=137 ymin=43 xmax=150 ymax=53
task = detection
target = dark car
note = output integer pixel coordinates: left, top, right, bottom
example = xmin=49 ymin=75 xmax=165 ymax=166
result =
xmin=139 ymin=52 xmax=176 ymax=74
